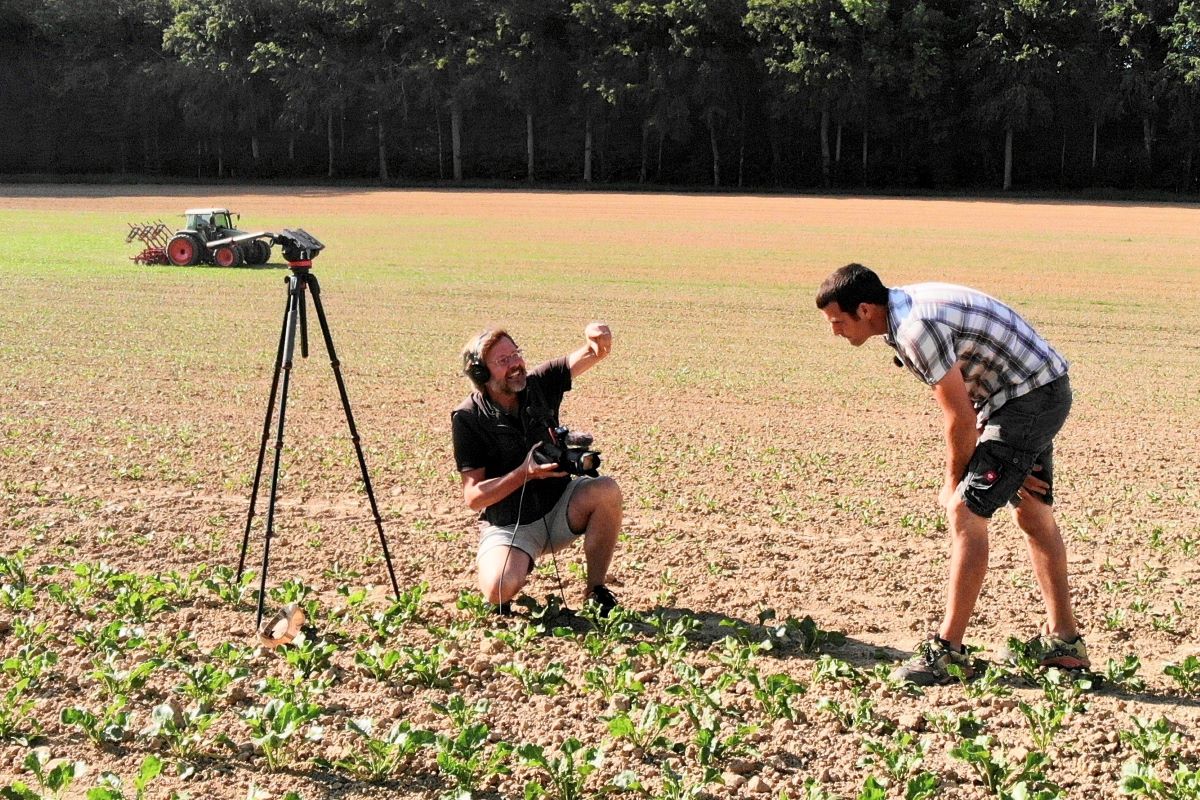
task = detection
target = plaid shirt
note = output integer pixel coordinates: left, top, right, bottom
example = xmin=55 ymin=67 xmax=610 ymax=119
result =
xmin=885 ymin=284 xmax=1068 ymax=424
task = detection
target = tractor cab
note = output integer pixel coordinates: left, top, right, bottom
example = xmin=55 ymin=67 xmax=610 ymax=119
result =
xmin=184 ymin=208 xmax=239 ymax=241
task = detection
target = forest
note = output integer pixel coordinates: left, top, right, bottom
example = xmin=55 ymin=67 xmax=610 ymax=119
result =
xmin=2 ymin=0 xmax=1199 ymax=192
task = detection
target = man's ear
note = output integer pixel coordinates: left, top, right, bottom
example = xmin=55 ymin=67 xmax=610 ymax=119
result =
xmin=855 ymin=302 xmax=871 ymax=321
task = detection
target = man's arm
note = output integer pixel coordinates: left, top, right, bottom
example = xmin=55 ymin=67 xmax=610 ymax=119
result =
xmin=931 ymin=363 xmax=978 ymax=508
xmin=567 ymin=321 xmax=612 ymax=378
xmin=460 ymin=446 xmax=566 ymax=513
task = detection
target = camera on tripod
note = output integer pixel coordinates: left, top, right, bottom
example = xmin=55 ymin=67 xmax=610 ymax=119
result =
xmin=534 ymin=425 xmax=602 ymax=477
xmin=275 ymin=229 xmax=324 ymax=265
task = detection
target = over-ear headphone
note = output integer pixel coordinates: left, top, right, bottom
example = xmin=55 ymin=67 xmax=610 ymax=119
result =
xmin=464 ymin=332 xmax=491 ymax=385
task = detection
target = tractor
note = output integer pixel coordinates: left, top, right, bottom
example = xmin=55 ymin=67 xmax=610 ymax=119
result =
xmin=165 ymin=208 xmax=274 ymax=267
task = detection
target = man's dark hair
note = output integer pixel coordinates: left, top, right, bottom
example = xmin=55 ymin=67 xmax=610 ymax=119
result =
xmin=815 ymin=263 xmax=889 ymax=315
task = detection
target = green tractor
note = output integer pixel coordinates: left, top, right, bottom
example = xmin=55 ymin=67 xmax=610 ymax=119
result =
xmin=165 ymin=208 xmax=274 ymax=267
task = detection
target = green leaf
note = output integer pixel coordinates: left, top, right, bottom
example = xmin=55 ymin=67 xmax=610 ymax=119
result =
xmin=1 ymin=783 xmax=41 ymax=800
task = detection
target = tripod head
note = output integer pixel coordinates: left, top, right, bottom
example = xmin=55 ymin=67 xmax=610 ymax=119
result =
xmin=275 ymin=228 xmax=325 ymax=269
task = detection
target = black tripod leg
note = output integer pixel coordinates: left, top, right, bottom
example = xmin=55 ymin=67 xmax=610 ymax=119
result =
xmin=305 ymin=273 xmax=401 ymax=599
xmin=256 ymin=275 xmax=303 ymax=627
xmin=237 ymin=277 xmax=292 ymax=582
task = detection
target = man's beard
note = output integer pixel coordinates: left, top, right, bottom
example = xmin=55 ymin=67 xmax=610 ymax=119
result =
xmin=497 ymin=366 xmax=526 ymax=393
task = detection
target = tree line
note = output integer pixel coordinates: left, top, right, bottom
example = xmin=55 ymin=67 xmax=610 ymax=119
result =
xmin=2 ymin=0 xmax=1199 ymax=191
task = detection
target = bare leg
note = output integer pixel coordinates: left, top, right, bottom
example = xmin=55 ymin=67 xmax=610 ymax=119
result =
xmin=477 ymin=546 xmax=532 ymax=605
xmin=1012 ymin=495 xmax=1078 ymax=639
xmin=938 ymin=498 xmax=990 ymax=649
xmin=566 ymin=476 xmax=622 ymax=602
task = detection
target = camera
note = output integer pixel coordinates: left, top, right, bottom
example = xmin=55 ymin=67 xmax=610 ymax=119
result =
xmin=534 ymin=425 xmax=602 ymax=477
xmin=275 ymin=228 xmax=324 ymax=264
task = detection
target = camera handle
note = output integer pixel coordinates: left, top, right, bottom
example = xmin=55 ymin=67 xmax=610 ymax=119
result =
xmin=236 ymin=266 xmax=401 ymax=629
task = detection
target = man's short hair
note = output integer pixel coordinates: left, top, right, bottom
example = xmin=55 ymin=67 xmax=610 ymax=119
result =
xmin=462 ymin=328 xmax=515 ymax=386
xmin=815 ymin=263 xmax=889 ymax=315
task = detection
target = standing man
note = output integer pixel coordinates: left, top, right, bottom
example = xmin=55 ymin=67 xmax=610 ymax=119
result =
xmin=816 ymin=264 xmax=1088 ymax=685
xmin=451 ymin=322 xmax=623 ymax=616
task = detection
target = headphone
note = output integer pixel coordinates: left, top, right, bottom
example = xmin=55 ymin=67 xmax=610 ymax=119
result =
xmin=464 ymin=332 xmax=491 ymax=385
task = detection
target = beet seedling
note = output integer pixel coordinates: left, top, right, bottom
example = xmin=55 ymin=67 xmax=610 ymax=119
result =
xmin=950 ymin=736 xmax=1061 ymax=799
xmin=1120 ymin=760 xmax=1200 ymax=799
xmin=396 ymin=643 xmax=460 ymax=689
xmin=430 ymin=711 xmax=512 ymax=800
xmin=90 ymin=652 xmax=161 ymax=699
xmin=360 ymin=582 xmax=428 ymax=640
xmin=3 ymin=643 xmax=58 ymax=687
xmin=326 ymin=717 xmax=435 ymax=783
xmin=582 ymin=658 xmax=644 ymax=701
xmin=858 ymin=730 xmax=928 ymax=787
xmin=354 ymin=645 xmax=405 ymax=683
xmin=241 ymin=698 xmax=324 ymax=771
xmin=498 ymin=659 xmax=567 ymax=696
xmin=517 ymin=737 xmax=604 ymax=800
xmin=203 ymin=565 xmax=254 ymax=606
xmin=604 ymin=700 xmax=681 ymax=753
xmin=1164 ymin=656 xmax=1200 ymax=695
xmin=85 ymin=754 xmax=163 ymax=800
xmin=0 ymin=678 xmax=39 ymax=743
xmin=4 ymin=749 xmax=84 ymax=800
xmin=61 ymin=698 xmax=133 ymax=744
xmin=1103 ymin=655 xmax=1146 ymax=692
xmin=746 ymin=671 xmax=807 ymax=721
xmin=1119 ymin=716 xmax=1182 ymax=765
xmin=141 ymin=701 xmax=219 ymax=765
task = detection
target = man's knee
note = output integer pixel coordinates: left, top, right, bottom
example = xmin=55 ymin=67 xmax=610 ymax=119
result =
xmin=947 ymin=496 xmax=988 ymax=540
xmin=573 ymin=476 xmax=622 ymax=513
xmin=479 ymin=569 xmax=527 ymax=604
xmin=478 ymin=548 xmax=531 ymax=603
xmin=1012 ymin=494 xmax=1054 ymax=535
xmin=591 ymin=476 xmax=622 ymax=507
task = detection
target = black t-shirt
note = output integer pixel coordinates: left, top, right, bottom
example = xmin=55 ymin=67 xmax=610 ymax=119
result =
xmin=451 ymin=358 xmax=573 ymax=527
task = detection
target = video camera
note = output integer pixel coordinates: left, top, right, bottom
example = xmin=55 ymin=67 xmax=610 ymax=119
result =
xmin=535 ymin=425 xmax=602 ymax=478
xmin=275 ymin=229 xmax=324 ymax=265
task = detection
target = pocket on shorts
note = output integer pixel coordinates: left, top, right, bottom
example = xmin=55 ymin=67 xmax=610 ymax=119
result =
xmin=961 ymin=441 xmax=1035 ymax=519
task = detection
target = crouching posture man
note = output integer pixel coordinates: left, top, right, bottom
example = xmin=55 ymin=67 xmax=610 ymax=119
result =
xmin=451 ymin=323 xmax=622 ymax=615
xmin=816 ymin=264 xmax=1088 ymax=685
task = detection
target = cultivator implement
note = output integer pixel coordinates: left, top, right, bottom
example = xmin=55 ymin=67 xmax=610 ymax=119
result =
xmin=126 ymin=220 xmax=171 ymax=265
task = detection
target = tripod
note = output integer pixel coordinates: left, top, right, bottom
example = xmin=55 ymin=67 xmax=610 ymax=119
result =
xmin=237 ymin=258 xmax=400 ymax=629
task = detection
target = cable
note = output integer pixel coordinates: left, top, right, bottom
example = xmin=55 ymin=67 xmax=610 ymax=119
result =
xmin=496 ymin=475 xmax=530 ymax=612
xmin=496 ymin=473 xmax=570 ymax=614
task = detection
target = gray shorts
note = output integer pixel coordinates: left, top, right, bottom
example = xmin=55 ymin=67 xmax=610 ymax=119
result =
xmin=477 ymin=477 xmax=593 ymax=566
xmin=960 ymin=375 xmax=1072 ymax=519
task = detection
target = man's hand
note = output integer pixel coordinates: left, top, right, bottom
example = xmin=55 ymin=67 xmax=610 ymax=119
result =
xmin=522 ymin=442 xmax=567 ymax=480
xmin=939 ymin=479 xmax=959 ymax=509
xmin=585 ymin=321 xmax=612 ymax=358
xmin=1017 ymin=465 xmax=1049 ymax=501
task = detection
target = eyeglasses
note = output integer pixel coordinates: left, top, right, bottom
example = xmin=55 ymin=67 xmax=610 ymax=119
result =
xmin=489 ymin=349 xmax=524 ymax=369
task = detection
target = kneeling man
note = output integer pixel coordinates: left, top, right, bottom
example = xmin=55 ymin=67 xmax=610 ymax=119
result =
xmin=451 ymin=323 xmax=622 ymax=616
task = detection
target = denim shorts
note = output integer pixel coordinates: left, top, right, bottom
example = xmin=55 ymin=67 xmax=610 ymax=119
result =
xmin=960 ymin=375 xmax=1072 ymax=519
xmin=477 ymin=477 xmax=593 ymax=565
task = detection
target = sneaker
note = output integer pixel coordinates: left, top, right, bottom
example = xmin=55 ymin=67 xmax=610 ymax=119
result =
xmin=891 ymin=636 xmax=978 ymax=686
xmin=585 ymin=585 xmax=618 ymax=617
xmin=1016 ymin=633 xmax=1090 ymax=670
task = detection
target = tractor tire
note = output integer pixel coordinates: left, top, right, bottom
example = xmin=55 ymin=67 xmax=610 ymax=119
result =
xmin=213 ymin=244 xmax=242 ymax=268
xmin=245 ymin=240 xmax=271 ymax=265
xmin=166 ymin=234 xmax=202 ymax=266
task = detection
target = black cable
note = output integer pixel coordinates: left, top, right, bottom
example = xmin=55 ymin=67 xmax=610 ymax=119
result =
xmin=496 ymin=473 xmax=570 ymax=614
